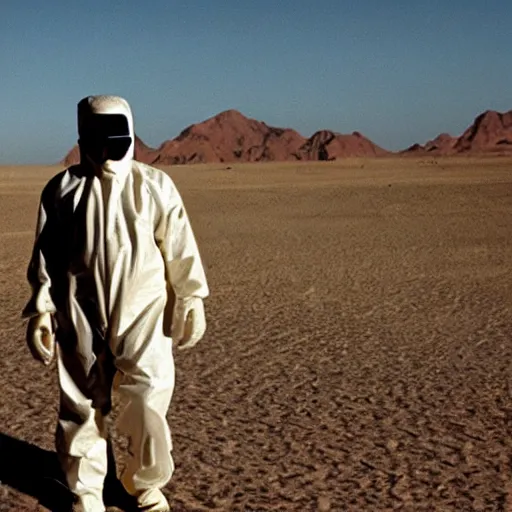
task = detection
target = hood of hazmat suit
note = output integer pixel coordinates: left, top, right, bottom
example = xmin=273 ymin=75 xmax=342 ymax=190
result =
xmin=77 ymin=95 xmax=135 ymax=179
xmin=22 ymin=95 xmax=209 ymax=509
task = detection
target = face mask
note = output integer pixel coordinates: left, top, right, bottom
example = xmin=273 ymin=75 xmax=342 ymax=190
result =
xmin=79 ymin=113 xmax=132 ymax=164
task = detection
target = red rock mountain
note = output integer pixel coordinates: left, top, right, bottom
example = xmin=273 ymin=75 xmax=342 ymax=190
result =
xmin=402 ymin=133 xmax=458 ymax=156
xmin=454 ymin=110 xmax=512 ymax=153
xmin=403 ymin=109 xmax=512 ymax=156
xmin=152 ymin=110 xmax=307 ymax=164
xmin=298 ymin=130 xmax=389 ymax=160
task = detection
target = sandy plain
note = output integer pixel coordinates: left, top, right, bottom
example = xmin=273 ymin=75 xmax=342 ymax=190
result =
xmin=0 ymin=158 xmax=511 ymax=511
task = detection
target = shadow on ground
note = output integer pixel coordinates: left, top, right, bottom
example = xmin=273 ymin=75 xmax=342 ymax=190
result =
xmin=0 ymin=433 xmax=135 ymax=511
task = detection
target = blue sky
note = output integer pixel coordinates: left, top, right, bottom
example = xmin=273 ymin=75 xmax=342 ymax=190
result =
xmin=1 ymin=0 xmax=511 ymax=163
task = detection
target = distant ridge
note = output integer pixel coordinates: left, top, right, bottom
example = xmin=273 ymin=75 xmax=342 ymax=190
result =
xmin=62 ymin=108 xmax=512 ymax=165
xmin=401 ymin=109 xmax=512 ymax=156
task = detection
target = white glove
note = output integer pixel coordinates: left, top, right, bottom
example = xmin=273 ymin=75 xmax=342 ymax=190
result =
xmin=26 ymin=313 xmax=55 ymax=366
xmin=172 ymin=297 xmax=206 ymax=351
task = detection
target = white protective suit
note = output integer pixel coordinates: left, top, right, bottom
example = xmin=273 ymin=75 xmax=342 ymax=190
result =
xmin=22 ymin=96 xmax=209 ymax=511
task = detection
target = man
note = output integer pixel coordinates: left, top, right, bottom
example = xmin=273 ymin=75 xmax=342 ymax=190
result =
xmin=22 ymin=95 xmax=209 ymax=512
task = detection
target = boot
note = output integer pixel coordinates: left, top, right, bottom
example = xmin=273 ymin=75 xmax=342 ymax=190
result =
xmin=135 ymin=488 xmax=170 ymax=511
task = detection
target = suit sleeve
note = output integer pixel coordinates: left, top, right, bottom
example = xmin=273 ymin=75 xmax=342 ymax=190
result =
xmin=155 ymin=176 xmax=209 ymax=300
xmin=21 ymin=186 xmax=58 ymax=318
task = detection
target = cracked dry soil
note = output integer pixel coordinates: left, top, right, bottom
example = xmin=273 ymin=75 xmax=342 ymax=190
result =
xmin=0 ymin=159 xmax=511 ymax=511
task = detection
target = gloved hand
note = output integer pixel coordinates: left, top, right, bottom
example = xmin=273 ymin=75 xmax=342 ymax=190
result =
xmin=26 ymin=313 xmax=55 ymax=366
xmin=172 ymin=296 xmax=206 ymax=351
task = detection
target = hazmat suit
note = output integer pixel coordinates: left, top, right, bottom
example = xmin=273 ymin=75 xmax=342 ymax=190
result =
xmin=22 ymin=95 xmax=209 ymax=512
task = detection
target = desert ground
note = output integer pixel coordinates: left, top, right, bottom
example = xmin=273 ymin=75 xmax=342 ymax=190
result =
xmin=0 ymin=157 xmax=511 ymax=511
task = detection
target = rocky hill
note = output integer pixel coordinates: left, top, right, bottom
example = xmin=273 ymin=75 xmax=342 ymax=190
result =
xmin=402 ymin=109 xmax=512 ymax=156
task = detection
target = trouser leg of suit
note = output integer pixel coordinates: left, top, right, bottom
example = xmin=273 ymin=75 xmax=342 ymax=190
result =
xmin=112 ymin=297 xmax=175 ymax=496
xmin=54 ymin=302 xmax=115 ymax=510
xmin=55 ymin=346 xmax=110 ymax=509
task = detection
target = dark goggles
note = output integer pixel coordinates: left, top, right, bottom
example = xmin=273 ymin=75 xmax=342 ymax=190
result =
xmin=79 ymin=113 xmax=132 ymax=163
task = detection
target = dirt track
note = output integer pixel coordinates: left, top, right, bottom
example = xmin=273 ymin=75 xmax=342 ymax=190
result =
xmin=0 ymin=159 xmax=511 ymax=511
